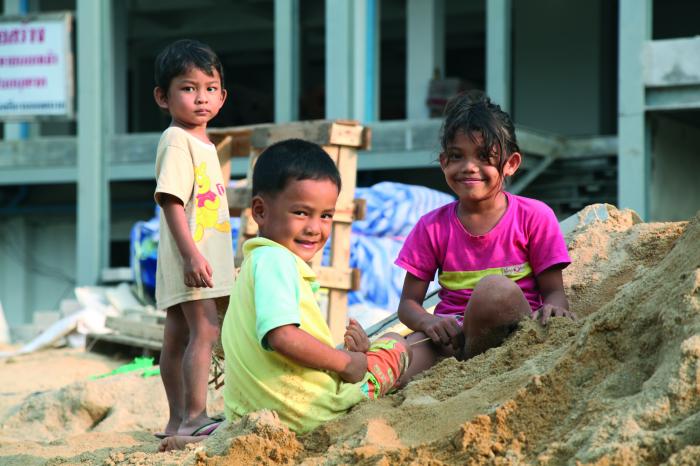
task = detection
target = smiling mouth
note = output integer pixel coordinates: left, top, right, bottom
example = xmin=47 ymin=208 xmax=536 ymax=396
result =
xmin=459 ymin=178 xmax=484 ymax=183
xmin=295 ymin=239 xmax=317 ymax=248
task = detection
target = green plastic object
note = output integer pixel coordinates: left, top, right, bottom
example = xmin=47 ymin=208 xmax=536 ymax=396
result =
xmin=90 ymin=356 xmax=155 ymax=380
xmin=141 ymin=367 xmax=161 ymax=378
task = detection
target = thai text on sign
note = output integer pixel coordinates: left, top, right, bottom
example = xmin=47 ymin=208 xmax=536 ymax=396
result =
xmin=0 ymin=13 xmax=73 ymax=120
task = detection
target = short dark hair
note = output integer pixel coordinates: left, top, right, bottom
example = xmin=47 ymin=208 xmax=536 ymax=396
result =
xmin=440 ymin=90 xmax=519 ymax=175
xmin=154 ymin=39 xmax=224 ymax=91
xmin=252 ymin=139 xmax=342 ymax=197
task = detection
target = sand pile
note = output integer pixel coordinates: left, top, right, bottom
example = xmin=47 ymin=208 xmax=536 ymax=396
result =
xmin=1 ymin=205 xmax=699 ymax=465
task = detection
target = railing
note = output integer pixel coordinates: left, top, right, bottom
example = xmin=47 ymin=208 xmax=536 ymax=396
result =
xmin=0 ymin=120 xmax=616 ymax=196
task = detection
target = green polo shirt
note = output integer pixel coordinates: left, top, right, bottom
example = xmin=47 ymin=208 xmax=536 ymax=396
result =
xmin=221 ymin=237 xmax=365 ymax=433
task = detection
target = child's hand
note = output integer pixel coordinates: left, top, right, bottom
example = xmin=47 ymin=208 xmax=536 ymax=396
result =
xmin=532 ymin=304 xmax=577 ymax=325
xmin=344 ymin=318 xmax=370 ymax=353
xmin=184 ymin=252 xmax=214 ymax=288
xmin=339 ymin=350 xmax=368 ymax=383
xmin=421 ymin=314 xmax=462 ymax=350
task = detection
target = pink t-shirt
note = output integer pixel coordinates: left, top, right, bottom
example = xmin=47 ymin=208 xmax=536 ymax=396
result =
xmin=395 ymin=192 xmax=570 ymax=318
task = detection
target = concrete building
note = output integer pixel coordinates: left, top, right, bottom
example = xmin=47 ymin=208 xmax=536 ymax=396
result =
xmin=1 ymin=0 xmax=699 ymax=330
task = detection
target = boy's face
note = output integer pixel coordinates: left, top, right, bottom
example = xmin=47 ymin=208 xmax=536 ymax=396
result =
xmin=252 ymin=178 xmax=339 ymax=262
xmin=154 ymin=66 xmax=226 ymax=131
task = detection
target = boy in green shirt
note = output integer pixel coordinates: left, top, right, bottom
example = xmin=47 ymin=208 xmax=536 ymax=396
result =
xmin=222 ymin=138 xmax=411 ymax=433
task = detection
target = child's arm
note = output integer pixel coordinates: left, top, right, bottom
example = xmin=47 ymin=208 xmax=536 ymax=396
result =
xmin=267 ymin=325 xmax=368 ymax=383
xmin=160 ymin=194 xmax=213 ymax=288
xmin=534 ymin=266 xmax=576 ymax=324
xmin=398 ymin=272 xmax=462 ymax=350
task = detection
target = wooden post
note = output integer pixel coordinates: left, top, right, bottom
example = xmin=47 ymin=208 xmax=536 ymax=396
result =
xmin=220 ymin=120 xmax=370 ymax=345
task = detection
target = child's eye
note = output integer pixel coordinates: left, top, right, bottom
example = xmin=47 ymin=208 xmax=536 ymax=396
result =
xmin=207 ymin=86 xmax=218 ymax=92
xmin=321 ymin=213 xmax=334 ymax=220
xmin=448 ymin=152 xmax=462 ymax=161
xmin=479 ymin=150 xmax=498 ymax=165
xmin=293 ymin=210 xmax=308 ymax=217
xmin=182 ymin=86 xmax=195 ymax=92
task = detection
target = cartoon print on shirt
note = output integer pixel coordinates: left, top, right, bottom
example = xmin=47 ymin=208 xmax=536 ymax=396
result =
xmin=193 ymin=161 xmax=230 ymax=242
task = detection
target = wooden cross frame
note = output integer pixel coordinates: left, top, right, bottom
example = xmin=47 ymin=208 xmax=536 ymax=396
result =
xmin=211 ymin=120 xmax=371 ymax=345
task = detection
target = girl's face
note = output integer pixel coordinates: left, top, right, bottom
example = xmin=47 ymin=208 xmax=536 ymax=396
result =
xmin=440 ymin=130 xmax=520 ymax=204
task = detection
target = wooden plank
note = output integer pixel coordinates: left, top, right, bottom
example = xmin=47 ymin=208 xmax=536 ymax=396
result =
xmin=86 ymin=332 xmax=162 ymax=355
xmin=327 ymin=289 xmax=348 ymax=345
xmin=329 ymin=121 xmax=365 ymax=148
xmin=226 ymin=184 xmax=251 ymax=211
xmin=214 ymin=135 xmax=233 ymax=157
xmin=336 ymin=147 xmax=358 ymax=207
xmin=251 ymin=120 xmax=336 ymax=149
xmin=249 ymin=120 xmax=367 ymax=150
xmin=330 ymin=223 xmax=352 ymax=271
xmin=208 ymin=126 xmax=255 ymax=157
xmin=106 ymin=316 xmax=164 ymax=342
xmin=241 ymin=208 xmax=259 ymax=236
xmin=361 ymin=126 xmax=372 ymax=150
xmin=354 ymin=197 xmax=367 ymax=221
xmin=316 ymin=267 xmax=361 ymax=291
xmin=310 ymin=249 xmax=324 ymax=269
xmin=322 ymin=145 xmax=340 ymax=164
xmin=332 ymin=199 xmax=365 ymax=223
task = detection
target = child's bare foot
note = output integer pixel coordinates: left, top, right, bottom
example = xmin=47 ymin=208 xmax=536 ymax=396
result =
xmin=158 ymin=435 xmax=205 ymax=452
xmin=177 ymin=415 xmax=222 ymax=436
xmin=154 ymin=418 xmax=182 ymax=439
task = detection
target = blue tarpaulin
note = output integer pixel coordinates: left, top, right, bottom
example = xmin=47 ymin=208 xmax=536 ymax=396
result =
xmin=130 ymin=182 xmax=453 ymax=317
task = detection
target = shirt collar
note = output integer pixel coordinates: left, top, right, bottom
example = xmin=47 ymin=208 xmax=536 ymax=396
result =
xmin=242 ymin=237 xmax=317 ymax=280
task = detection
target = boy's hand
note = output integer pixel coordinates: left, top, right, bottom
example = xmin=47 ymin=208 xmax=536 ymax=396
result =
xmin=339 ymin=350 xmax=367 ymax=383
xmin=344 ymin=318 xmax=370 ymax=353
xmin=532 ymin=304 xmax=577 ymax=325
xmin=184 ymin=252 xmax=214 ymax=288
xmin=420 ymin=314 xmax=462 ymax=350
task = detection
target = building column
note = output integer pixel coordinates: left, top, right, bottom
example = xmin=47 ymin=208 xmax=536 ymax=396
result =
xmin=618 ymin=0 xmax=651 ymax=219
xmin=111 ymin=0 xmax=128 ymax=134
xmin=486 ymin=0 xmax=511 ymax=111
xmin=274 ymin=0 xmax=300 ymax=123
xmin=324 ymin=0 xmax=380 ymax=122
xmin=325 ymin=0 xmax=352 ymax=119
xmin=406 ymin=0 xmax=444 ymax=120
xmin=352 ymin=0 xmax=379 ymax=122
xmin=0 ymin=218 xmax=28 ymax=326
xmin=76 ymin=0 xmax=112 ymax=285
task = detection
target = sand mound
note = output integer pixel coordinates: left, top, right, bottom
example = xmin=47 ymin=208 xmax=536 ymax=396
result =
xmin=1 ymin=206 xmax=699 ymax=465
xmin=287 ymin=208 xmax=699 ymax=465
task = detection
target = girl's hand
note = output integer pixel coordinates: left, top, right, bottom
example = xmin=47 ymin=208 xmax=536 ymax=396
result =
xmin=184 ymin=252 xmax=214 ymax=288
xmin=339 ymin=351 xmax=368 ymax=383
xmin=420 ymin=314 xmax=462 ymax=350
xmin=344 ymin=318 xmax=370 ymax=353
xmin=533 ymin=304 xmax=577 ymax=325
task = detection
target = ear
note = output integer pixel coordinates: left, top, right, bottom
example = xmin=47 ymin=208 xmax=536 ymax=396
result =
xmin=503 ymin=152 xmax=522 ymax=178
xmin=220 ymin=88 xmax=228 ymax=104
xmin=153 ymin=87 xmax=169 ymax=110
xmin=438 ymin=152 xmax=448 ymax=170
xmin=251 ymin=195 xmax=266 ymax=227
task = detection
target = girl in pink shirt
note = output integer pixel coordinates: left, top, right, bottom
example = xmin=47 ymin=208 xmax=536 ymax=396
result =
xmin=395 ymin=91 xmax=575 ymax=383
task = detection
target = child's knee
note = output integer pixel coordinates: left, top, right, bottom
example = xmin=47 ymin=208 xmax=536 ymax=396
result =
xmin=474 ymin=275 xmax=519 ymax=295
xmin=378 ymin=331 xmax=403 ymax=341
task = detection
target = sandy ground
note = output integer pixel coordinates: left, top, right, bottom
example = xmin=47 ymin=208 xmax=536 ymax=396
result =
xmin=1 ymin=205 xmax=700 ymax=465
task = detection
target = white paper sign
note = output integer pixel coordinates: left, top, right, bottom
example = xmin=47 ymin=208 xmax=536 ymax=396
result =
xmin=0 ymin=13 xmax=73 ymax=120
